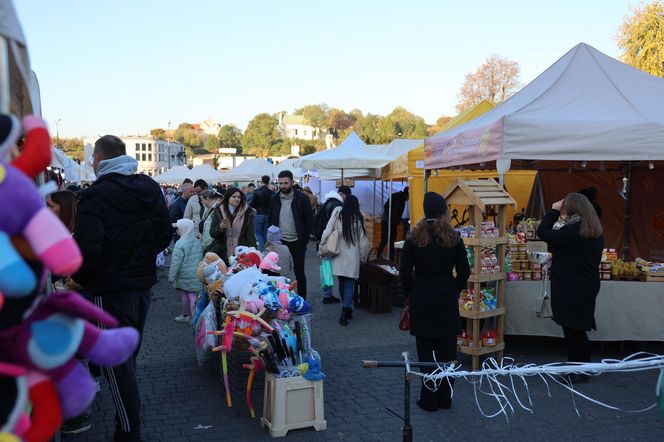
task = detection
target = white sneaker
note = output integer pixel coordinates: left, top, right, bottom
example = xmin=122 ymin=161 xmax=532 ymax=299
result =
xmin=174 ymin=314 xmax=190 ymax=323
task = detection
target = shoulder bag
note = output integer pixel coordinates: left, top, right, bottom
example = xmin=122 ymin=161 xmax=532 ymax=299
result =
xmin=320 ymin=215 xmax=341 ymax=257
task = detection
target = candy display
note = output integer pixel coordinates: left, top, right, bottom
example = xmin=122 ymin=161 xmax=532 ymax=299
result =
xmin=459 ymin=288 xmax=497 ymax=312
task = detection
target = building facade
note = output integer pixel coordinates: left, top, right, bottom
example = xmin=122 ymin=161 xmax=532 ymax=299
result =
xmin=84 ymin=136 xmax=186 ymax=176
xmin=277 ymin=114 xmax=323 ymax=141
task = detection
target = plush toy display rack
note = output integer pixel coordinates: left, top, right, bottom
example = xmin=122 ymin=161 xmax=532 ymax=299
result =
xmin=442 ymin=178 xmax=516 ymax=370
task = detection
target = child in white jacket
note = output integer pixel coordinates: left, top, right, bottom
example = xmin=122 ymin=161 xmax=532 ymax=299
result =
xmin=169 ymin=219 xmax=204 ymax=322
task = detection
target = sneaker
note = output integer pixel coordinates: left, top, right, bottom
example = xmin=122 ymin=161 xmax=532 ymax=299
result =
xmin=323 ymin=297 xmax=341 ymax=304
xmin=60 ymin=415 xmax=91 ymax=435
xmin=174 ymin=314 xmax=190 ymax=323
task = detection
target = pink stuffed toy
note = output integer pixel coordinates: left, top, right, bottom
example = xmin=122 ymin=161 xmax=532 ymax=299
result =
xmin=259 ymin=252 xmax=281 ymax=272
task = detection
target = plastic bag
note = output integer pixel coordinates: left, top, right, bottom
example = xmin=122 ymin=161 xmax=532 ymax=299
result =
xmin=319 ymin=259 xmax=333 ymax=290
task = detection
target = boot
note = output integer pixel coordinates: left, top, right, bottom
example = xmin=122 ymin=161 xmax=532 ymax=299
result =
xmin=345 ymin=307 xmax=353 ymax=320
xmin=338 ymin=307 xmax=348 ymax=326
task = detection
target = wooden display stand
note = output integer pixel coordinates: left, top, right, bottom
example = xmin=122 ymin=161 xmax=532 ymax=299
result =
xmin=442 ymin=178 xmax=516 ymax=370
xmin=261 ymin=374 xmax=326 ymax=437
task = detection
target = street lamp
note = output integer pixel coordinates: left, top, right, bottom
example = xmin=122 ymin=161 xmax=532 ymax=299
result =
xmin=55 ymin=119 xmax=62 ymax=147
xmin=167 ymin=121 xmax=171 ymax=168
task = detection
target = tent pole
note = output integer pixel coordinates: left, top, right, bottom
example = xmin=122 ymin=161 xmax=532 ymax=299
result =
xmin=622 ymin=163 xmax=632 ymax=261
xmin=424 ymin=169 xmax=430 ymax=193
xmin=373 ymin=178 xmax=377 ymax=217
xmin=388 ymin=179 xmax=393 ymax=259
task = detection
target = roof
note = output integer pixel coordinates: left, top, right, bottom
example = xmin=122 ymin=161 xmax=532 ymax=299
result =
xmin=442 ymin=178 xmax=516 ymax=212
xmin=282 ymin=114 xmax=311 ymax=126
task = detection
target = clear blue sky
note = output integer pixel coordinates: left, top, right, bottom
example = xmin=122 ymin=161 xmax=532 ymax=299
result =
xmin=15 ymin=0 xmax=641 ymax=138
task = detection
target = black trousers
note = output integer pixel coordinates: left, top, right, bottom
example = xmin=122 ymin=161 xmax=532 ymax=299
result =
xmin=562 ymin=326 xmax=591 ymax=363
xmin=377 ymin=219 xmax=399 ymax=261
xmin=415 ymin=336 xmax=457 ymax=410
xmin=283 ymin=240 xmax=308 ymax=298
xmin=94 ymin=289 xmax=151 ymax=442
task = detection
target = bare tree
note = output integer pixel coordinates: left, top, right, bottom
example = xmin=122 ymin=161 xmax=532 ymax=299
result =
xmin=456 ymin=55 xmax=521 ymax=112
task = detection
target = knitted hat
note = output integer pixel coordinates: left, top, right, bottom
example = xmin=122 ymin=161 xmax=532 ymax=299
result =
xmin=423 ymin=192 xmax=448 ymax=219
xmin=267 ymin=225 xmax=281 ymax=244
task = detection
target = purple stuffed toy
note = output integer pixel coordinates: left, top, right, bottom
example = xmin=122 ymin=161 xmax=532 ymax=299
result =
xmin=0 ymin=289 xmax=139 ymax=419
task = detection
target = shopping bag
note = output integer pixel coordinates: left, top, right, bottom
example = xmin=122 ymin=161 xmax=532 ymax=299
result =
xmin=319 ymin=258 xmax=334 ymax=290
xmin=156 ymin=251 xmax=166 ymax=269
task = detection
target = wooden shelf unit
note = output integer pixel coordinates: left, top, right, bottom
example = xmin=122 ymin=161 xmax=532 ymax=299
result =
xmin=442 ymin=178 xmax=517 ymax=370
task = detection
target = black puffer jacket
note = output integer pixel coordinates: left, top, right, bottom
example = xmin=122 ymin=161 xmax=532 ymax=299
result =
xmin=73 ymin=173 xmax=172 ymax=295
xmin=251 ymin=185 xmax=273 ymax=215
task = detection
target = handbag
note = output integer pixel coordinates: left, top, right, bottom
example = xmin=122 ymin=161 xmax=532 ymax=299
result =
xmin=399 ymin=296 xmax=411 ymax=331
xmin=319 ymin=215 xmax=341 ymax=257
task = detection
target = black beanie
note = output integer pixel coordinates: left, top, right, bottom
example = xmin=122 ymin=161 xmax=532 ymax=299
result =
xmin=423 ymin=192 xmax=448 ymax=219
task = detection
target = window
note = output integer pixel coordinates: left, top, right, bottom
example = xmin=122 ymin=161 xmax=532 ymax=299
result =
xmin=135 ymin=143 xmax=140 ymax=150
xmin=142 ymin=143 xmax=146 ymax=151
xmin=135 ymin=154 xmax=140 ymax=160
xmin=148 ymin=153 xmax=152 ymax=161
xmin=303 ymin=129 xmax=307 ymax=137
xmin=148 ymin=143 xmax=152 ymax=151
xmin=141 ymin=153 xmax=146 ymax=161
xmin=294 ymin=128 xmax=298 ymax=136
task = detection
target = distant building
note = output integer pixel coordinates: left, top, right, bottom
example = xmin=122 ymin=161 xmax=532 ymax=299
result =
xmin=278 ymin=113 xmax=323 ymax=141
xmin=85 ymin=136 xmax=185 ymax=176
xmin=199 ymin=118 xmax=222 ymax=136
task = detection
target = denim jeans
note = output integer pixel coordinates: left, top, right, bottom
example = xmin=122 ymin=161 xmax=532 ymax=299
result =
xmin=337 ymin=276 xmax=356 ymax=308
xmin=254 ymin=214 xmax=269 ymax=251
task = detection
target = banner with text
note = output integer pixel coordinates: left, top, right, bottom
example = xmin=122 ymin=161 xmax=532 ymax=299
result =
xmin=424 ymin=119 xmax=503 ymax=169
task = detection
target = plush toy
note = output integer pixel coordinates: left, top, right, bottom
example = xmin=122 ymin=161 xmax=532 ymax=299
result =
xmin=0 ymin=115 xmax=82 ymax=298
xmin=259 ymin=252 xmax=281 ymax=272
xmin=240 ymin=286 xmax=265 ymax=314
xmin=223 ymin=267 xmax=265 ymax=301
xmin=0 ymin=362 xmax=62 ymax=442
xmin=0 ymin=290 xmax=139 ymax=419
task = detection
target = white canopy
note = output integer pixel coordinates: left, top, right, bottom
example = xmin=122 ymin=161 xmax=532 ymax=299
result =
xmin=0 ymin=0 xmax=35 ymax=115
xmin=296 ymin=131 xmax=392 ymax=170
xmin=275 ymin=158 xmax=306 ymax=180
xmin=218 ymin=158 xmax=275 ymax=183
xmin=189 ymin=164 xmax=226 ymax=183
xmin=425 ymin=43 xmax=664 ymax=170
xmin=153 ymin=165 xmax=192 ymax=184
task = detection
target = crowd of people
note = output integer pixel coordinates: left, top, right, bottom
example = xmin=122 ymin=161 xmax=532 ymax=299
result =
xmin=44 ymin=134 xmax=605 ymax=434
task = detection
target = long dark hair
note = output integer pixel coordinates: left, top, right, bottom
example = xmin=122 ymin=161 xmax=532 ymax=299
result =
xmin=410 ymin=210 xmax=459 ymax=248
xmin=562 ymin=193 xmax=603 ymax=239
xmin=49 ymin=190 xmax=78 ymax=233
xmin=221 ymin=187 xmax=246 ymax=226
xmin=340 ymin=195 xmax=366 ymax=246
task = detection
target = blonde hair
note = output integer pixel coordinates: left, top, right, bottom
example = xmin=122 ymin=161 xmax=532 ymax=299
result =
xmin=563 ymin=193 xmax=603 ymax=239
xmin=410 ymin=210 xmax=459 ymax=248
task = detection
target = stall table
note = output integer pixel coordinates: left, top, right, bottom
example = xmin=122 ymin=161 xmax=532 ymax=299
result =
xmin=505 ymin=281 xmax=664 ymax=341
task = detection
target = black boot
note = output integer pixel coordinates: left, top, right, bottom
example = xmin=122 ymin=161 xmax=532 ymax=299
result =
xmin=345 ymin=307 xmax=353 ymax=320
xmin=339 ymin=308 xmax=348 ymax=326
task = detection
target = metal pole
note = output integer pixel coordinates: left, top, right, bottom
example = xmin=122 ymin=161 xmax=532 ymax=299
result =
xmin=387 ymin=180 xmax=393 ymax=259
xmin=403 ymin=358 xmax=412 ymax=442
xmin=622 ymin=163 xmax=633 ymax=261
xmin=167 ymin=121 xmax=171 ymax=168
xmin=0 ymin=38 xmax=9 ymax=114
xmin=372 ymin=178 xmax=377 ymax=217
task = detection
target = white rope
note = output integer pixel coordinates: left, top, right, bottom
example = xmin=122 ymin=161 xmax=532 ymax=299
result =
xmin=409 ymin=352 xmax=664 ymax=420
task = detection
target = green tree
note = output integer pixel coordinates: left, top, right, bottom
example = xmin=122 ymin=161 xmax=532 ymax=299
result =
xmin=52 ymin=137 xmax=84 ymax=162
xmin=218 ymin=124 xmax=243 ymax=151
xmin=242 ymin=113 xmax=280 ymax=157
xmin=378 ymin=107 xmax=428 ymax=141
xmin=456 ymin=55 xmax=521 ymax=112
xmin=617 ymin=0 xmax=664 ymax=77
xmin=150 ymin=128 xmax=165 ymax=139
xmin=205 ymin=134 xmax=219 ymax=151
xmin=294 ymin=104 xmax=329 ymax=136
xmin=428 ymin=115 xmax=453 ymax=135
xmin=326 ymin=108 xmax=357 ymax=132
xmin=351 ymin=113 xmax=383 ymax=144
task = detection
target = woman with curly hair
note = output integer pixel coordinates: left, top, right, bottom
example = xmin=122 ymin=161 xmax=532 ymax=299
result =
xmin=400 ymin=192 xmax=470 ymax=412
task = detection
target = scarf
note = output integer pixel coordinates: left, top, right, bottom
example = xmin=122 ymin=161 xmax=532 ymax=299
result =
xmin=553 ymin=213 xmax=581 ymax=230
xmin=222 ymin=203 xmax=247 ymax=259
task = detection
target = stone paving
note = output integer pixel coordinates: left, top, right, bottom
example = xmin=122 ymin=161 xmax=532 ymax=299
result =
xmin=67 ymin=243 xmax=664 ymax=441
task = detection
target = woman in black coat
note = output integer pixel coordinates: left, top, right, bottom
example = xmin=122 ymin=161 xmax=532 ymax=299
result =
xmin=536 ymin=193 xmax=604 ymax=375
xmin=400 ymin=192 xmax=470 ymax=411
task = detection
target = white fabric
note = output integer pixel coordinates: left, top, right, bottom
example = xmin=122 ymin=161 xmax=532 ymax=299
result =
xmin=153 ymin=165 xmax=192 ymax=183
xmin=189 ymin=164 xmax=225 ymax=183
xmin=275 ymin=158 xmax=305 ymax=179
xmin=425 ymin=43 xmax=664 ymax=168
xmin=0 ymin=0 xmax=25 ymax=43
xmin=218 ymin=158 xmax=275 ymax=183
xmin=297 ymin=131 xmax=392 ymax=170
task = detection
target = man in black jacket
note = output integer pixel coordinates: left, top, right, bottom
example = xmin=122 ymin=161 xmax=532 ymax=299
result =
xmin=73 ymin=135 xmax=171 ymax=442
xmin=251 ymin=174 xmax=273 ymax=251
xmin=268 ymin=170 xmax=313 ymax=298
xmin=377 ymin=187 xmax=409 ymax=260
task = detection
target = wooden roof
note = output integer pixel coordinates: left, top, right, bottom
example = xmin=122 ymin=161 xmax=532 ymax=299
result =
xmin=442 ymin=178 xmax=517 ymax=212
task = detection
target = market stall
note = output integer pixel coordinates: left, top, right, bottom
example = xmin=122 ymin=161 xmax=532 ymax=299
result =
xmin=422 ymin=42 xmax=664 ymax=345
xmin=218 ymin=158 xmax=276 ymax=183
xmin=153 ymin=165 xmax=192 ymax=184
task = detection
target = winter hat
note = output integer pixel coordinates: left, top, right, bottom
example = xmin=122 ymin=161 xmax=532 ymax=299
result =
xmin=260 ymin=252 xmax=281 ymax=272
xmin=423 ymin=192 xmax=448 ymax=219
xmin=176 ymin=218 xmax=195 ymax=238
xmin=267 ymin=225 xmax=281 ymax=244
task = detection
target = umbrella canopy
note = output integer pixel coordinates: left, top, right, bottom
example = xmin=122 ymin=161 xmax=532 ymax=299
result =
xmin=425 ymin=43 xmax=664 ymax=170
xmin=219 ymin=158 xmax=275 ymax=183
xmin=296 ymin=131 xmax=391 ymax=170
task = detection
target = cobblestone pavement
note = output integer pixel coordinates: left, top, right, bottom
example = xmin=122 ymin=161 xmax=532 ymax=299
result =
xmin=67 ymin=242 xmax=664 ymax=441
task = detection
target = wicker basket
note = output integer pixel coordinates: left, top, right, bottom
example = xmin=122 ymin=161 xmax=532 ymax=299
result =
xmin=360 ymin=248 xmax=399 ymax=286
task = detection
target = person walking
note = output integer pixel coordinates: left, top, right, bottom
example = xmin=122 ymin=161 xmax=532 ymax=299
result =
xmin=169 ymin=219 xmax=204 ymax=323
xmin=73 ymin=135 xmax=171 ymax=441
xmin=209 ymin=187 xmax=257 ymax=262
xmin=268 ymin=170 xmax=313 ymax=298
xmin=184 ymin=179 xmax=208 ymax=237
xmin=378 ymin=186 xmax=409 ymax=260
xmin=399 ymin=192 xmax=470 ymax=412
xmin=319 ymin=195 xmax=369 ymax=325
xmin=536 ymin=193 xmax=604 ymax=381
xmin=264 ymin=225 xmax=296 ymax=283
xmin=198 ymin=189 xmax=223 ymax=251
xmin=251 ymin=175 xmax=273 ymax=251
xmin=313 ymin=188 xmax=345 ymax=303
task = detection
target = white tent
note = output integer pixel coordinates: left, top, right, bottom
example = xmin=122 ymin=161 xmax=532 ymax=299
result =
xmin=78 ymin=162 xmax=96 ymax=182
xmin=218 ymin=158 xmax=275 ymax=183
xmin=189 ymin=164 xmax=226 ymax=183
xmin=274 ymin=157 xmax=306 ymax=180
xmin=296 ymin=131 xmax=392 ymax=173
xmin=153 ymin=165 xmax=192 ymax=184
xmin=424 ymin=42 xmax=664 ymax=171
xmin=0 ymin=0 xmax=35 ymax=116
